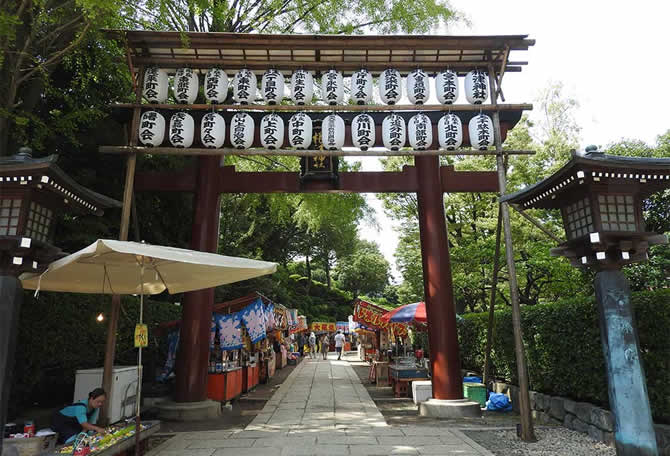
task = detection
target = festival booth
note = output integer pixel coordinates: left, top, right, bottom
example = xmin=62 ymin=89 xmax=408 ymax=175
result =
xmin=157 ymin=293 xmax=295 ymax=403
xmin=353 ymin=299 xmax=408 ymax=363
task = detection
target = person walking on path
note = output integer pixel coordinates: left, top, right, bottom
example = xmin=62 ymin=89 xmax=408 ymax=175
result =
xmin=308 ymin=331 xmax=317 ymax=359
xmin=334 ymin=330 xmax=346 ymax=360
xmin=320 ymin=333 xmax=330 ymax=360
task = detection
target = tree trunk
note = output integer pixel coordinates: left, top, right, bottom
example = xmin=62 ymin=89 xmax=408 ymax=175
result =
xmin=305 ymin=254 xmax=311 ymax=295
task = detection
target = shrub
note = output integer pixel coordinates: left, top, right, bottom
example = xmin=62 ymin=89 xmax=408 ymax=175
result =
xmin=458 ymin=289 xmax=670 ymax=423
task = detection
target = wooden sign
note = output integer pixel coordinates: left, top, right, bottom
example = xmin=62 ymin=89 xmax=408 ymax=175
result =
xmin=134 ymin=324 xmax=148 ymax=348
xmin=300 ymin=121 xmax=339 ymax=182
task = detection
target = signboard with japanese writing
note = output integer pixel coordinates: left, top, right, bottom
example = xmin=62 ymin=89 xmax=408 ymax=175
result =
xmin=134 ymin=324 xmax=148 ymax=348
xmin=353 ymin=300 xmax=408 ymax=337
xmin=309 ymin=322 xmax=337 ymax=332
xmin=300 ymin=120 xmax=339 ymax=182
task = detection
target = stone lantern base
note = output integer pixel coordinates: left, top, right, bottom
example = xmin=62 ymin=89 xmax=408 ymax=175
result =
xmin=419 ymin=398 xmax=482 ymax=418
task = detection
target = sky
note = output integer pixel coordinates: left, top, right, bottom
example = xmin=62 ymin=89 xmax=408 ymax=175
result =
xmin=354 ymin=0 xmax=670 ymax=282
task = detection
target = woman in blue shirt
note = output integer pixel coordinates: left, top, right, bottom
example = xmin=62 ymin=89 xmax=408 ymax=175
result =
xmin=52 ymin=388 xmax=107 ymax=444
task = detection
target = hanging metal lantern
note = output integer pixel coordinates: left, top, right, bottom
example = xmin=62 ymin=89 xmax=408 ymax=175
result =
xmin=382 ymin=114 xmax=406 ymax=151
xmin=407 ymin=69 xmax=430 ymax=105
xmin=204 ymin=68 xmax=229 ymax=104
xmin=142 ymin=67 xmax=169 ymax=103
xmin=173 ymin=68 xmax=199 ymax=104
xmin=230 ymin=112 xmax=254 ymax=149
xmin=351 ymin=69 xmax=373 ymax=105
xmin=379 ymin=69 xmax=402 ymax=105
xmin=465 ymin=69 xmax=489 ymax=104
xmin=408 ymin=113 xmax=432 ymax=150
xmin=169 ymin=112 xmax=194 ymax=148
xmin=289 ymin=112 xmax=312 ymax=149
xmin=200 ymin=112 xmax=226 ymax=149
xmin=352 ymin=113 xmax=375 ymax=151
xmin=138 ymin=111 xmax=165 ymax=147
xmin=233 ymin=69 xmax=257 ymax=104
xmin=262 ymin=69 xmax=285 ymax=105
xmin=468 ymin=113 xmax=494 ymax=150
xmin=437 ymin=113 xmax=463 ymax=150
xmin=260 ymin=113 xmax=284 ymax=149
xmin=323 ymin=114 xmax=345 ymax=150
xmin=321 ymin=70 xmax=344 ymax=105
xmin=435 ymin=69 xmax=459 ymax=105
xmin=291 ymin=69 xmax=314 ymax=105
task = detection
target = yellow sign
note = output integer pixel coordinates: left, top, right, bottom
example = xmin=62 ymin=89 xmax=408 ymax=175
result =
xmin=134 ymin=324 xmax=148 ymax=348
xmin=309 ymin=322 xmax=336 ymax=332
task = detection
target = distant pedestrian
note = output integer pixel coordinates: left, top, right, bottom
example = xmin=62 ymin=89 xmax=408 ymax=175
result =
xmin=334 ymin=330 xmax=346 ymax=360
xmin=321 ymin=333 xmax=330 ymax=360
xmin=308 ymin=332 xmax=317 ymax=359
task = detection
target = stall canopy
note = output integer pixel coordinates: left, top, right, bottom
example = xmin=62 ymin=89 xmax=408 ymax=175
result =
xmin=353 ymin=299 xmax=408 ymax=338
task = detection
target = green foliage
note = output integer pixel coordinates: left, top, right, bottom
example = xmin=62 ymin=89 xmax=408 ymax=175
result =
xmin=334 ymin=240 xmax=390 ymax=298
xmin=10 ymin=292 xmax=181 ymax=415
xmin=458 ymin=289 xmax=670 ymax=423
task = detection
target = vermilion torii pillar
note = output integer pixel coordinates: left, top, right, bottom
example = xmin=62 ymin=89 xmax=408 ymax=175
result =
xmin=137 ymin=159 xmax=500 ymax=404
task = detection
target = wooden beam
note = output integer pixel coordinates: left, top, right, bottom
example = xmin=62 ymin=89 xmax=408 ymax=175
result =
xmin=110 ymin=102 xmax=533 ymax=112
xmin=511 ymin=204 xmax=565 ymax=244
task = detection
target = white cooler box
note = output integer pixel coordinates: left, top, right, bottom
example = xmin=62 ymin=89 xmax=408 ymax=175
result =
xmin=412 ymin=380 xmax=433 ymax=404
xmin=74 ymin=366 xmax=138 ymax=423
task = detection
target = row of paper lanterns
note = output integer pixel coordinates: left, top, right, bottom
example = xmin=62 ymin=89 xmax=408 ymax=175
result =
xmin=139 ymin=111 xmax=494 ymax=150
xmin=143 ymin=67 xmax=489 ymax=106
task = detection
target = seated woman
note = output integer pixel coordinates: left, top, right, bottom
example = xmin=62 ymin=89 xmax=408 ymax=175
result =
xmin=52 ymin=388 xmax=107 ymax=444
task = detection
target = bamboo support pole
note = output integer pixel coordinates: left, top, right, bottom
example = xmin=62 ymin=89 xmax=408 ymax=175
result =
xmin=488 ymin=65 xmax=536 ymax=442
xmin=483 ymin=207 xmax=503 ymax=386
xmin=110 ymin=102 xmax=533 ymax=113
xmin=511 ymin=204 xmax=565 ymax=244
xmin=99 ymin=145 xmax=535 ymax=157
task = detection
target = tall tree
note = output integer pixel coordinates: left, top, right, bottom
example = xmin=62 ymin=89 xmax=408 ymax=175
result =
xmin=334 ymin=239 xmax=390 ymax=299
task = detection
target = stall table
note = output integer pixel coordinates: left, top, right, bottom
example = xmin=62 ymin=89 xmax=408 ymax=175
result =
xmin=47 ymin=421 xmax=160 ymax=456
xmin=207 ymin=368 xmax=243 ymax=402
xmin=389 ymin=366 xmax=429 ymax=398
xmin=245 ymin=363 xmax=259 ymax=391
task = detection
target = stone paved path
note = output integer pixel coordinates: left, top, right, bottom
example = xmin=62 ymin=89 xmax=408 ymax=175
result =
xmin=148 ymin=354 xmax=493 ymax=456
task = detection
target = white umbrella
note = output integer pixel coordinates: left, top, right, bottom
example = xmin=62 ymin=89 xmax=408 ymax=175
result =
xmin=20 ymin=239 xmax=277 ymax=294
xmin=19 ymin=239 xmax=277 ymax=451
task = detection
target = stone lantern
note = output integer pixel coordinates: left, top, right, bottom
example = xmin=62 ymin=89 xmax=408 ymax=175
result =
xmin=501 ymin=146 xmax=670 ymax=456
xmin=0 ymin=147 xmax=120 ymax=453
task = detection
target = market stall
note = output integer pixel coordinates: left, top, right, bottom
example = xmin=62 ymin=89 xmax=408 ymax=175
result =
xmin=353 ymin=299 xmax=408 ymax=363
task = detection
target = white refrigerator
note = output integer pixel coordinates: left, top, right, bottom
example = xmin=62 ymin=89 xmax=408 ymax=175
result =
xmin=73 ymin=366 xmax=138 ymax=424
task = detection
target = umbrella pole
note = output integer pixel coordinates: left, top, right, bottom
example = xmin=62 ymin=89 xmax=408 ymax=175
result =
xmin=135 ymin=265 xmax=144 ymax=455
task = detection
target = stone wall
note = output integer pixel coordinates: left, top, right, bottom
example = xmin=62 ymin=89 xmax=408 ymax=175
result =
xmin=492 ymin=381 xmax=670 ymax=455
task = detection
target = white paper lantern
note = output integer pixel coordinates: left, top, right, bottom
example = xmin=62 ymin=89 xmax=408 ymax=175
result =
xmin=351 ymin=113 xmax=375 ymax=151
xmin=438 ymin=114 xmax=463 ymax=150
xmin=200 ymin=112 xmax=226 ymax=148
xmin=288 ymin=112 xmax=312 ymax=149
xmin=408 ymin=113 xmax=432 ymax=150
xmin=321 ymin=70 xmax=344 ymax=105
xmin=233 ymin=69 xmax=257 ymax=104
xmin=230 ymin=112 xmax=254 ymax=149
xmin=169 ymin=112 xmax=194 ymax=148
xmin=465 ymin=70 xmax=489 ymax=104
xmin=291 ymin=70 xmax=314 ymax=105
xmin=435 ymin=69 xmax=459 ymax=105
xmin=173 ymin=68 xmax=199 ymax=104
xmin=142 ymin=68 xmax=169 ymax=103
xmin=262 ymin=69 xmax=285 ymax=105
xmin=379 ymin=69 xmax=402 ymax=105
xmin=323 ymin=114 xmax=345 ymax=150
xmin=468 ymin=113 xmax=494 ymax=150
xmin=204 ymin=68 xmax=228 ymax=104
xmin=407 ymin=69 xmax=430 ymax=105
xmin=351 ymin=69 xmax=373 ymax=105
xmin=260 ymin=113 xmax=284 ymax=149
xmin=138 ymin=111 xmax=165 ymax=147
xmin=382 ymin=114 xmax=406 ymax=151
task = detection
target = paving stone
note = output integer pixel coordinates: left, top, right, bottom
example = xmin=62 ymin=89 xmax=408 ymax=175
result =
xmin=213 ymin=449 xmax=277 ymax=456
xmin=187 ymin=438 xmax=256 ymax=449
xmin=156 ymin=450 xmax=216 ymax=456
xmin=349 ymin=445 xmax=419 ymax=455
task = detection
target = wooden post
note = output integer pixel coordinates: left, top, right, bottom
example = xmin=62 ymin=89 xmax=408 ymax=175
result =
xmin=482 ymin=208 xmax=502 ymax=386
xmin=489 ymin=65 xmax=536 ymax=441
xmin=100 ymin=65 xmax=143 ymax=424
xmin=0 ymin=276 xmax=22 ymax=455
xmin=511 ymin=204 xmax=564 ymax=244
xmin=595 ymin=270 xmax=658 ymax=455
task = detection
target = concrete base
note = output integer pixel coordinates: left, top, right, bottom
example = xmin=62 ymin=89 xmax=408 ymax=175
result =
xmin=419 ymin=398 xmax=482 ymax=418
xmin=156 ymin=399 xmax=221 ymax=421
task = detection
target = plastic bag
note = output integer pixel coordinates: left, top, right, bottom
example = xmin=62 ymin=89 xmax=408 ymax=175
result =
xmin=486 ymin=392 xmax=513 ymax=411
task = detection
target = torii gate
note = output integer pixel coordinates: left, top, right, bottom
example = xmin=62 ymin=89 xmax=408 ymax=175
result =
xmin=101 ymin=30 xmax=534 ymax=422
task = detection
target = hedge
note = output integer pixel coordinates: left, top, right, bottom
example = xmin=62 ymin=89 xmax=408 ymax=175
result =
xmin=9 ymin=292 xmax=181 ymax=416
xmin=458 ymin=288 xmax=670 ymax=423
